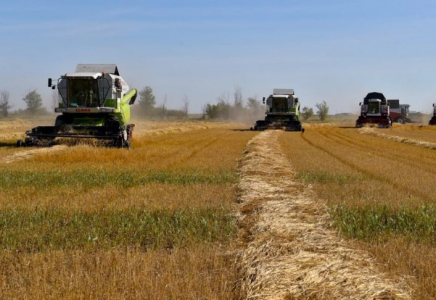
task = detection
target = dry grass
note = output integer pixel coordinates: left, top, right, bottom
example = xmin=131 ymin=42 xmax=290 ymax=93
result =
xmin=0 ymin=117 xmax=52 ymax=144
xmin=0 ymin=183 xmax=235 ymax=211
xmin=279 ymin=124 xmax=436 ymax=299
xmin=0 ymin=119 xmax=256 ymax=299
xmin=0 ymin=246 xmax=238 ymax=300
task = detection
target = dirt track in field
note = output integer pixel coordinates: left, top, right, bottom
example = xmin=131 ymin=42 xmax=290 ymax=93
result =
xmin=236 ymin=130 xmax=411 ymax=299
xmin=0 ymin=145 xmax=69 ymax=164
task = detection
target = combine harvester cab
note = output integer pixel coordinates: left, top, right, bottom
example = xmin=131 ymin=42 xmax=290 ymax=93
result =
xmin=18 ymin=64 xmax=137 ymax=148
xmin=429 ymin=104 xmax=436 ymax=125
xmin=355 ymin=92 xmax=392 ymax=128
xmin=252 ymin=88 xmax=304 ymax=132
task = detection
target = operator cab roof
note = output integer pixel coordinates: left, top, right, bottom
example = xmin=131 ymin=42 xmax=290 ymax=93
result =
xmin=272 ymin=94 xmax=293 ymax=97
xmin=75 ymin=64 xmax=120 ymax=75
xmin=65 ymin=72 xmax=102 ymax=79
xmin=364 ymin=92 xmax=387 ymax=105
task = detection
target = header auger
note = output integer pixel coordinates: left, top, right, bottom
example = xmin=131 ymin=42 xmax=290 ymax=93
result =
xmin=17 ymin=64 xmax=137 ymax=148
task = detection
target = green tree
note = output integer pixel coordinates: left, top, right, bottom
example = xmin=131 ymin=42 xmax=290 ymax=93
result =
xmin=301 ymin=106 xmax=314 ymax=121
xmin=204 ymin=103 xmax=219 ymax=119
xmin=315 ymin=101 xmax=329 ymax=121
xmin=204 ymin=96 xmax=232 ymax=119
xmin=246 ymin=96 xmax=264 ymax=117
xmin=0 ymin=90 xmax=12 ymax=117
xmin=181 ymin=95 xmax=189 ymax=117
xmin=233 ymin=85 xmax=243 ymax=109
xmin=139 ymin=86 xmax=156 ymax=116
xmin=246 ymin=97 xmax=260 ymax=112
xmin=23 ymin=90 xmax=43 ymax=115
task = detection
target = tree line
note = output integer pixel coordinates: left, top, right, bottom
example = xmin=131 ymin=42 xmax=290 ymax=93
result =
xmin=301 ymin=101 xmax=329 ymax=121
xmin=0 ymin=89 xmax=46 ymax=117
xmin=0 ymin=86 xmax=330 ymax=121
xmin=135 ymin=86 xmax=189 ymax=119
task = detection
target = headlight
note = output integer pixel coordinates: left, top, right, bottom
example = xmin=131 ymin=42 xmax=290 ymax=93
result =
xmin=99 ymin=108 xmax=115 ymax=113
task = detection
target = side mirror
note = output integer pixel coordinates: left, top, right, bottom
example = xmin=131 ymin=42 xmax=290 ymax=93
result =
xmin=48 ymin=78 xmax=52 ymax=87
xmin=295 ymin=97 xmax=299 ymax=103
xmin=359 ymin=102 xmax=362 ymax=106
xmin=433 ymin=103 xmax=435 ymax=107
xmin=115 ymin=78 xmax=122 ymax=89
xmin=262 ymin=97 xmax=265 ymax=104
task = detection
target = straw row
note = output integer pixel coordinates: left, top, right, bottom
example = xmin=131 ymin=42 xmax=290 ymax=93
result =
xmin=236 ymin=130 xmax=412 ymax=299
xmin=359 ymin=127 xmax=436 ymax=150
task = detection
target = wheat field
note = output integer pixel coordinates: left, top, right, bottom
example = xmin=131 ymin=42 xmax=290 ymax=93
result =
xmin=0 ymin=118 xmax=256 ymax=299
xmin=3 ymin=118 xmax=436 ymax=299
xmin=280 ymin=123 xmax=436 ymax=299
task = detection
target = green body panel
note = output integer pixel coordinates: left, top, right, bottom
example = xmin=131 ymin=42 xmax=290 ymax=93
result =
xmin=104 ymin=99 xmax=117 ymax=108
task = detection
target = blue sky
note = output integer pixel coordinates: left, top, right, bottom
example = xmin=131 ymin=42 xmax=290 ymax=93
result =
xmin=1 ymin=0 xmax=436 ymax=114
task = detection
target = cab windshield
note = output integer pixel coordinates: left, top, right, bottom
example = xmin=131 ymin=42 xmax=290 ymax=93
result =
xmin=368 ymin=101 xmax=381 ymax=114
xmin=271 ymin=97 xmax=289 ymax=112
xmin=67 ymin=78 xmax=101 ymax=108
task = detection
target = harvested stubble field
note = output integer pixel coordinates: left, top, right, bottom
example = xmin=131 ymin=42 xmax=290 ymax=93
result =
xmin=2 ymin=118 xmax=436 ymax=299
xmin=0 ymin=118 xmax=256 ymax=299
xmin=279 ymin=123 xmax=436 ymax=299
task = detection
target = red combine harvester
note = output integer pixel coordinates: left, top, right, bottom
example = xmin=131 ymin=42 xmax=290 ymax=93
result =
xmin=356 ymin=92 xmax=392 ymax=128
xmin=388 ymin=99 xmax=410 ymax=124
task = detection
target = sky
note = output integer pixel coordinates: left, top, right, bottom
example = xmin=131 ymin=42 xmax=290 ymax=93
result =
xmin=1 ymin=0 xmax=436 ymax=114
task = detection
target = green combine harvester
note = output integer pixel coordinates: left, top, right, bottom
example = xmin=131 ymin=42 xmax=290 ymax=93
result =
xmin=17 ymin=64 xmax=137 ymax=148
xmin=252 ymin=88 xmax=304 ymax=132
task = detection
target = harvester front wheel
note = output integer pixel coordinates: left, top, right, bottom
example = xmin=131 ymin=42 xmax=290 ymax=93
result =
xmin=55 ymin=116 xmax=65 ymax=127
xmin=114 ymin=136 xmax=123 ymax=148
xmin=105 ymin=116 xmax=120 ymax=128
xmin=114 ymin=129 xmax=130 ymax=149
